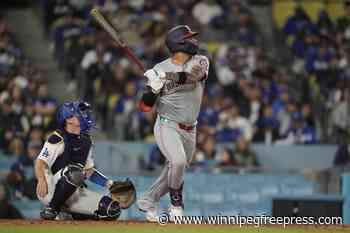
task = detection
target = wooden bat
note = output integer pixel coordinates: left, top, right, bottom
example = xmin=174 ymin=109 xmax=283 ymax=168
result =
xmin=90 ymin=8 xmax=146 ymax=73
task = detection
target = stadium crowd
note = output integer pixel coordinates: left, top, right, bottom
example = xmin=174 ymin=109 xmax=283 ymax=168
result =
xmin=40 ymin=0 xmax=349 ymax=148
xmin=0 ymin=13 xmax=60 ymax=217
xmin=284 ymin=3 xmax=350 ymax=144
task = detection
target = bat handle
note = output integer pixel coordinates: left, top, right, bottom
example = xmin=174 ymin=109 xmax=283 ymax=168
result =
xmin=123 ymin=46 xmax=146 ymax=73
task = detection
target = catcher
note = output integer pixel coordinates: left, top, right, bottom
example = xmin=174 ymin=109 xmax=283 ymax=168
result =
xmin=35 ymin=100 xmax=136 ymax=220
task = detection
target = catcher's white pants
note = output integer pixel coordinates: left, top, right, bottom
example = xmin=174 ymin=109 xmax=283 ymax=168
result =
xmin=37 ymin=168 xmax=103 ymax=215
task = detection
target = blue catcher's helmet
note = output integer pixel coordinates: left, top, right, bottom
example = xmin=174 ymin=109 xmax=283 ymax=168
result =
xmin=57 ymin=101 xmax=96 ymax=133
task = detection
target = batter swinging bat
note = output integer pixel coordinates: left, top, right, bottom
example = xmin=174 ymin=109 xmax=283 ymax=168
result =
xmin=90 ymin=8 xmax=146 ymax=72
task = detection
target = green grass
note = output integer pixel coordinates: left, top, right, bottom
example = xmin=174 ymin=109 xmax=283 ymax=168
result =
xmin=0 ymin=222 xmax=347 ymax=233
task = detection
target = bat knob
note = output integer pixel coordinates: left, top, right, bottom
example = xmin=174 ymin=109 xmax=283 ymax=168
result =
xmin=90 ymin=8 xmax=99 ymax=16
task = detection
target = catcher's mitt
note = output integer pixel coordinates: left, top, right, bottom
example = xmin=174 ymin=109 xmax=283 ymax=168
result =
xmin=109 ymin=179 xmax=136 ymax=209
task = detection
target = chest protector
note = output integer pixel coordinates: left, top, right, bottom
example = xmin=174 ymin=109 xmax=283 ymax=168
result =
xmin=50 ymin=129 xmax=92 ymax=174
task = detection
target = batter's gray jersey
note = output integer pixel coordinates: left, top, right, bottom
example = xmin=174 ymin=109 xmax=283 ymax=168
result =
xmin=153 ymin=55 xmax=209 ymax=124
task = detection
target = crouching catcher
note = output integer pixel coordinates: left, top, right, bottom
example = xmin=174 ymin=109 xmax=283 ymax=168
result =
xmin=35 ymin=101 xmax=136 ymax=220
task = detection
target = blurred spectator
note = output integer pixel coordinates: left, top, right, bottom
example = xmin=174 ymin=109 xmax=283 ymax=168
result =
xmin=232 ymin=137 xmax=259 ymax=168
xmin=216 ymin=137 xmax=259 ymax=168
xmin=27 ymin=127 xmax=45 ymax=146
xmin=333 ymin=141 xmax=350 ymax=166
xmin=128 ymin=111 xmax=156 ymax=142
xmin=142 ymin=145 xmax=165 ymax=171
xmin=64 ymin=27 xmax=96 ymax=87
xmin=301 ymin=103 xmax=316 ymax=129
xmin=97 ymin=62 xmax=128 ymax=131
xmin=216 ymin=148 xmax=235 ymax=167
xmin=272 ymin=89 xmax=290 ymax=118
xmin=221 ymin=1 xmax=246 ymax=30
xmin=216 ymin=103 xmax=253 ymax=142
xmin=80 ymin=42 xmax=112 ymax=103
xmin=278 ymin=100 xmax=298 ymax=137
xmin=0 ymin=40 xmax=16 ymax=75
xmin=305 ymin=41 xmax=336 ymax=91
xmin=113 ymin=81 xmax=138 ymax=140
xmin=43 ymin=0 xmax=74 ymax=33
xmin=6 ymin=162 xmax=37 ymax=200
xmin=336 ymin=0 xmax=350 ymax=41
xmin=197 ymin=94 xmax=220 ymax=129
xmin=235 ymin=12 xmax=258 ymax=45
xmin=8 ymin=137 xmax=25 ymax=158
xmin=277 ymin=112 xmax=317 ymax=145
xmin=329 ymin=88 xmax=350 ymax=142
xmin=33 ymin=83 xmax=58 ymax=131
xmin=6 ymin=137 xmax=40 ymax=200
xmin=192 ymin=0 xmax=222 ymax=26
xmin=0 ymin=97 xmax=28 ymax=142
xmin=253 ymin=105 xmax=280 ymax=144
xmin=17 ymin=141 xmax=41 ymax=167
xmin=283 ymin=6 xmax=314 ymax=40
xmin=0 ymin=182 xmax=23 ymax=219
xmin=192 ymin=135 xmax=219 ymax=168
xmin=0 ymin=99 xmax=17 ymax=153
xmin=317 ymin=10 xmax=334 ymax=37
xmin=52 ymin=10 xmax=84 ymax=65
xmin=246 ymin=85 xmax=261 ymax=125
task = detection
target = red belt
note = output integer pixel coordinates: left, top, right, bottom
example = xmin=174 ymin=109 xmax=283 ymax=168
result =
xmin=178 ymin=123 xmax=195 ymax=131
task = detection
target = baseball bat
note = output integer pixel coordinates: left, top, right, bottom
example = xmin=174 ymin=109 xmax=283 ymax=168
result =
xmin=90 ymin=8 xmax=146 ymax=73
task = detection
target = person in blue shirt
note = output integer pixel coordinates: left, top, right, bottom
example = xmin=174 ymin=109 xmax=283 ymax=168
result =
xmin=282 ymin=112 xmax=317 ymax=144
xmin=283 ymin=6 xmax=315 ymax=37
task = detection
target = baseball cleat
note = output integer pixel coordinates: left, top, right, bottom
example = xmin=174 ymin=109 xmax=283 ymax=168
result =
xmin=40 ymin=207 xmax=59 ymax=220
xmin=168 ymin=205 xmax=184 ymax=222
xmin=137 ymin=198 xmax=159 ymax=222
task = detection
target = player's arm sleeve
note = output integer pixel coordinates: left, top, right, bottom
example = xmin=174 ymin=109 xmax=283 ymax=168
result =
xmin=37 ymin=141 xmax=64 ymax=168
xmin=180 ymin=55 xmax=210 ymax=83
xmin=139 ymin=86 xmax=159 ymax=112
xmin=88 ymin=168 xmax=113 ymax=188
xmin=197 ymin=55 xmax=210 ymax=81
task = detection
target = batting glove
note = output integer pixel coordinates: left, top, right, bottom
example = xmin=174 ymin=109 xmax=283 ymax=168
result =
xmin=144 ymin=69 xmax=166 ymax=94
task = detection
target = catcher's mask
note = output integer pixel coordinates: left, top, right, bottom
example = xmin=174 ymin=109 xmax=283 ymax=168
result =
xmin=57 ymin=101 xmax=97 ymax=133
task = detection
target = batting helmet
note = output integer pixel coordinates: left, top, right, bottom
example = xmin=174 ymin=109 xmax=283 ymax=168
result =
xmin=57 ymin=101 xmax=96 ymax=133
xmin=165 ymin=25 xmax=199 ymax=55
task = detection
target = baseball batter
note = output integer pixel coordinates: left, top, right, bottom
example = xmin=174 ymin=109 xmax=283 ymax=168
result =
xmin=137 ymin=25 xmax=209 ymax=221
xmin=35 ymin=101 xmax=136 ymax=220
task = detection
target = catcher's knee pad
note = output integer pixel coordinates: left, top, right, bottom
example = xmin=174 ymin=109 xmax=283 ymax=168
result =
xmin=63 ymin=164 xmax=85 ymax=187
xmin=95 ymin=196 xmax=121 ymax=220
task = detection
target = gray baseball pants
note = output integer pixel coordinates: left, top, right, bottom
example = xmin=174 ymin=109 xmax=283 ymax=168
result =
xmin=143 ymin=115 xmax=196 ymax=202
